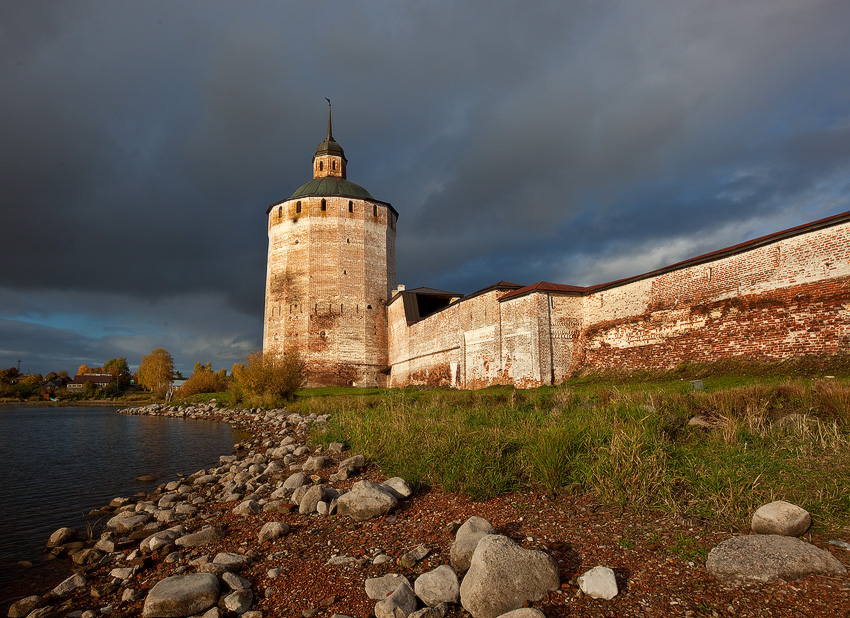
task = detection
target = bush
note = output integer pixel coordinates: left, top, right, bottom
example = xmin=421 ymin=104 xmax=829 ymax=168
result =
xmin=180 ymin=368 xmax=229 ymax=397
xmin=231 ymin=346 xmax=305 ymax=407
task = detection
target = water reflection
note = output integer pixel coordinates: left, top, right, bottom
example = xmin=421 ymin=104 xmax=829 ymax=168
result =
xmin=0 ymin=405 xmax=247 ymax=593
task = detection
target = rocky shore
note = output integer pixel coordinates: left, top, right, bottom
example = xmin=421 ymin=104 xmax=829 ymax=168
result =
xmin=4 ymin=403 xmax=850 ymax=618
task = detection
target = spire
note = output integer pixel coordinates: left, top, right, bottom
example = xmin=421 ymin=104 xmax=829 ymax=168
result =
xmin=314 ymin=98 xmax=346 ymax=179
xmin=325 ymin=97 xmax=334 ymax=141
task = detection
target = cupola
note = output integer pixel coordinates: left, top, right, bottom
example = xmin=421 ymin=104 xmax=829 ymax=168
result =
xmin=313 ymin=99 xmax=347 ymax=179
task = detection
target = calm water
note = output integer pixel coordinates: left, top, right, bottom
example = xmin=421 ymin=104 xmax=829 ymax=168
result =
xmin=0 ymin=405 xmax=247 ymax=595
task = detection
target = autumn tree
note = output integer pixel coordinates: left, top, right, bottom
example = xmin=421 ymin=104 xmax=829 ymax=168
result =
xmin=77 ymin=364 xmax=92 ymax=376
xmin=138 ymin=348 xmax=174 ymax=397
xmin=103 ymin=357 xmax=131 ymax=388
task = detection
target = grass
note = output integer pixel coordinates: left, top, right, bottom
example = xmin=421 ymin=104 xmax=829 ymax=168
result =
xmin=305 ymin=357 xmax=850 ymax=531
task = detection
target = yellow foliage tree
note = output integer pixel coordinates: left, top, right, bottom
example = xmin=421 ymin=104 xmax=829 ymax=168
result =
xmin=138 ymin=348 xmax=174 ymax=396
xmin=231 ymin=346 xmax=304 ymax=405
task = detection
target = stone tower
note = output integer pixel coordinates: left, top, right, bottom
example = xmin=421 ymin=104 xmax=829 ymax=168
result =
xmin=263 ymin=104 xmax=398 ymax=386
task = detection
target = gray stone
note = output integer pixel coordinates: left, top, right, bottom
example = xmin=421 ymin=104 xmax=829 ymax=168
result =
xmin=110 ymin=567 xmax=134 ymax=580
xmin=222 ymin=571 xmax=252 ymax=590
xmin=258 ymin=520 xmax=290 ymax=543
xmin=122 ymin=589 xmax=145 ymax=603
xmin=71 ymin=547 xmax=103 ymax=565
xmin=193 ymin=474 xmax=218 ymax=485
xmin=213 ymin=551 xmax=249 ymax=571
xmin=409 ymin=605 xmax=450 ymax=618
xmin=450 ymin=516 xmax=494 ymax=572
xmin=707 ymin=534 xmax=847 ymax=585
xmin=46 ymin=527 xmax=77 ymax=548
xmin=327 ymin=442 xmax=346 ymax=454
xmin=291 ymin=485 xmax=310 ymax=506
xmin=302 ymin=456 xmax=332 ymax=471
xmin=232 ymin=500 xmax=261 ymax=516
xmin=338 ymin=454 xmax=365 ymax=473
xmin=299 ymin=484 xmax=329 ymax=515
xmin=399 ymin=544 xmax=429 ymax=568
xmin=382 ymin=477 xmax=413 ymax=500
xmin=282 ymin=472 xmax=310 ymax=491
xmin=365 ymin=574 xmax=411 ymax=600
xmin=51 ymin=573 xmax=86 ymax=598
xmin=175 ymin=526 xmax=224 ymax=548
xmin=336 ymin=480 xmax=398 ymax=521
xmin=224 ymin=589 xmax=254 ymax=614
xmin=751 ymin=501 xmax=812 ymax=537
xmin=495 ymin=610 xmax=546 ymax=618
xmin=141 ymin=528 xmax=184 ymax=553
xmin=375 ymin=579 xmax=417 ymax=618
xmin=107 ymin=512 xmax=151 ymax=534
xmin=459 ymin=535 xmax=560 ymax=618
xmin=576 ymin=566 xmax=618 ymax=600
xmin=7 ymin=595 xmax=42 ymax=618
xmin=414 ymin=565 xmax=459 ymax=606
xmin=142 ymin=573 xmax=219 ymax=617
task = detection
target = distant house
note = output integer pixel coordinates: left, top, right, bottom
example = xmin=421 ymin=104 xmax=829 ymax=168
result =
xmin=67 ymin=373 xmax=114 ymax=390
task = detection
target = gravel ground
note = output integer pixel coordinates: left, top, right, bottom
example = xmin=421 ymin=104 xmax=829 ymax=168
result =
xmin=3 ymin=405 xmax=848 ymax=618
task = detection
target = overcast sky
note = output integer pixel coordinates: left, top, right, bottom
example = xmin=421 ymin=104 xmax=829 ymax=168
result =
xmin=2 ymin=1 xmax=849 ymax=377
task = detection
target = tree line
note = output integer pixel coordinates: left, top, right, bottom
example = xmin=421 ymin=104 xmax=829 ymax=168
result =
xmin=1 ymin=347 xmax=304 ymax=405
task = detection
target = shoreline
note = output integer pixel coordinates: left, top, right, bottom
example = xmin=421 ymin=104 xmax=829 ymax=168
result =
xmin=0 ymin=399 xmax=155 ymax=408
xmin=3 ymin=403 xmax=848 ymax=618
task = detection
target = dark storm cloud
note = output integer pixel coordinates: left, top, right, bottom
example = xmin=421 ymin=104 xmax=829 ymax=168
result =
xmin=1 ymin=0 xmax=849 ymax=374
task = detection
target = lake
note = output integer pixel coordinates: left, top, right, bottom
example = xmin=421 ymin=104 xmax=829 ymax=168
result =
xmin=0 ymin=404 xmax=248 ymax=599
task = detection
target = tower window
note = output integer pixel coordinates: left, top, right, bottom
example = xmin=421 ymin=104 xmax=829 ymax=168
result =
xmin=296 ymin=201 xmax=301 ymax=214
xmin=332 ymin=161 xmax=337 ymax=170
xmin=278 ymin=206 xmax=282 ymax=218
xmin=319 ymin=161 xmax=324 ymax=171
xmin=373 ymin=205 xmax=378 ymax=217
xmin=349 ymin=201 xmax=353 ymax=213
xmin=321 ymin=199 xmax=327 ymax=211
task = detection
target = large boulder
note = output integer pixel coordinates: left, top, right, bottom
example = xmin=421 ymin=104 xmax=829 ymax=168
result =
xmin=7 ymin=595 xmax=43 ymax=618
xmin=450 ymin=516 xmax=495 ymax=572
xmin=414 ymin=565 xmax=459 ymax=606
xmin=751 ymin=501 xmax=811 ymax=537
xmin=336 ymin=480 xmax=398 ymax=521
xmin=707 ymin=534 xmax=847 ymax=585
xmin=459 ymin=535 xmax=559 ymax=618
xmin=142 ymin=573 xmax=219 ymax=617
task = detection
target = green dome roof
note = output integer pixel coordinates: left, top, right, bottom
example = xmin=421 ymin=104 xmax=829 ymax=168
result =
xmin=289 ymin=177 xmax=374 ymax=200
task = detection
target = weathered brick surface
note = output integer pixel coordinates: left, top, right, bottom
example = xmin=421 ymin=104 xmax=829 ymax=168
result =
xmin=387 ymin=216 xmax=850 ymax=388
xmin=264 ymin=188 xmax=396 ymax=387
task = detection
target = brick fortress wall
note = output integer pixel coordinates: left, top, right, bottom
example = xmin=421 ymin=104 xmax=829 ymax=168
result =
xmin=578 ymin=218 xmax=850 ymax=372
xmin=387 ymin=214 xmax=850 ymax=387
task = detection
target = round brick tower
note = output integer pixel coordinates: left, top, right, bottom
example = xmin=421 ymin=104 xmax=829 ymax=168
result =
xmin=263 ymin=104 xmax=397 ymax=386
